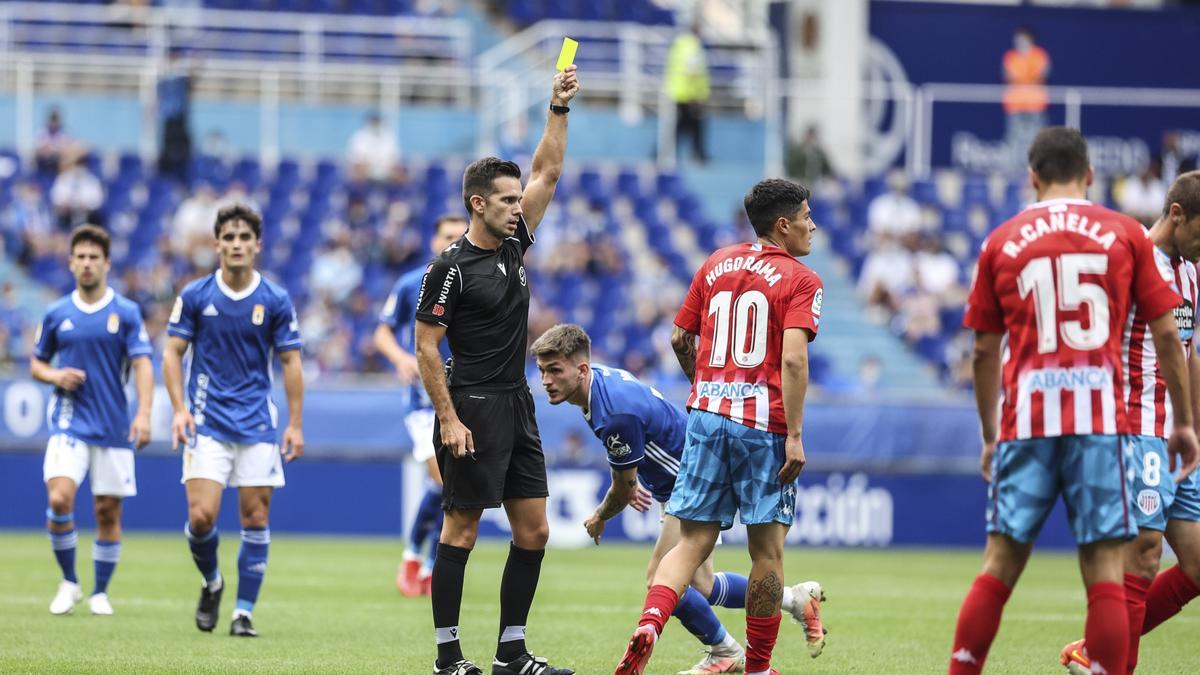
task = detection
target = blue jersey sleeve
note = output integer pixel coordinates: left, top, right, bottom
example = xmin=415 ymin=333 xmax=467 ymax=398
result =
xmin=378 ymin=284 xmax=404 ymax=330
xmin=32 ymin=310 xmax=57 ymax=361
xmin=600 ymin=413 xmax=647 ymax=469
xmin=124 ymin=305 xmax=153 ymax=360
xmin=166 ymin=287 xmax=197 ymax=341
xmin=272 ymin=292 xmax=303 ymax=352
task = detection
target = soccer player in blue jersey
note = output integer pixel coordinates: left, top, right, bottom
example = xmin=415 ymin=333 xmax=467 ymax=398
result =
xmin=33 ymin=224 xmax=154 ymax=616
xmin=162 ymin=204 xmax=305 ymax=638
xmin=531 ymin=324 xmax=827 ymax=674
xmin=375 ymin=214 xmax=468 ymax=596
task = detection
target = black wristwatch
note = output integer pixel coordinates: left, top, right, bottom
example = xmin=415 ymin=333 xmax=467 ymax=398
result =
xmin=550 ymin=103 xmax=570 ymax=115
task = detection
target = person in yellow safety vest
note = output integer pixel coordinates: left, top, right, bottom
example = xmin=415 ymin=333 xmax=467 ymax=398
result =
xmin=667 ymin=22 xmax=711 ymax=164
xmin=1002 ymin=26 xmax=1051 ymax=172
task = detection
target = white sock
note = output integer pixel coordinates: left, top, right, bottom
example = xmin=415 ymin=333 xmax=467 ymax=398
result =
xmin=232 ymin=608 xmax=251 ymax=620
xmin=781 ymin=585 xmax=795 ymax=613
xmin=712 ymin=632 xmax=742 ymax=655
xmin=207 ymin=574 xmax=224 ymax=592
xmin=748 ymin=670 xmax=772 ymax=675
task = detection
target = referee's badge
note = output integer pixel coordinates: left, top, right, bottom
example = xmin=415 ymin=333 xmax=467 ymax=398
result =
xmin=107 ymin=313 xmax=120 ymax=334
xmin=252 ymin=304 xmax=265 ymax=325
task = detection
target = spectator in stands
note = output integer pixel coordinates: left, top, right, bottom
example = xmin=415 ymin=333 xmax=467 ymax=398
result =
xmin=1002 ymin=26 xmax=1050 ymax=172
xmin=3 ymin=180 xmax=54 ymax=261
xmin=1162 ymin=131 xmax=1185 ymax=185
xmin=310 ymin=229 xmax=363 ymax=305
xmin=346 ymin=112 xmax=399 ymax=182
xmin=785 ymin=126 xmax=833 ymax=187
xmin=867 ymin=169 xmax=923 ymax=242
xmin=171 ymin=182 xmax=219 ymax=268
xmin=666 ymin=20 xmax=710 ymax=163
xmin=157 ymin=49 xmax=192 ymax=185
xmin=914 ymin=233 xmax=965 ymax=307
xmin=858 ymin=230 xmax=918 ymax=322
xmin=1117 ymin=158 xmax=1167 ymax=226
xmin=35 ymin=108 xmax=77 ymax=179
xmin=50 ymin=154 xmax=104 ymax=230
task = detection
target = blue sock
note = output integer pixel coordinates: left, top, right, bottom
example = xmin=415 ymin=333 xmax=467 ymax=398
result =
xmin=673 ymin=586 xmax=727 ymax=646
xmin=92 ymin=539 xmax=121 ymax=595
xmin=49 ymin=527 xmax=78 ymax=584
xmin=708 ymin=572 xmax=748 ymax=609
xmin=408 ymin=487 xmax=443 ymax=553
xmin=235 ymin=528 xmax=270 ymax=616
xmin=185 ymin=524 xmax=221 ymax=584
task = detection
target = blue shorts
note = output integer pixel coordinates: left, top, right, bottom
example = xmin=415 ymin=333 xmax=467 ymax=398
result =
xmin=988 ymin=434 xmax=1136 ymax=545
xmin=666 ymin=410 xmax=795 ymax=530
xmin=1171 ymin=470 xmax=1200 ymax=523
xmin=1129 ymin=435 xmax=1177 ymax=532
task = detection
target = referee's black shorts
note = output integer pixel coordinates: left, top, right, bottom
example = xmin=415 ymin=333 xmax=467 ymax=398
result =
xmin=434 ymin=385 xmax=549 ymax=510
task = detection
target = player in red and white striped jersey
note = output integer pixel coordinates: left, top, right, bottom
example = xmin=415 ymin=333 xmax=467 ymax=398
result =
xmin=949 ymin=127 xmax=1198 ymax=675
xmin=1061 ymin=171 xmax=1200 ymax=674
xmin=616 ymin=179 xmax=820 ymax=675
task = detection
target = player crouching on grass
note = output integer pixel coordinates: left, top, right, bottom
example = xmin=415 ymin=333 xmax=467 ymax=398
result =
xmin=34 ymin=224 xmax=154 ymax=616
xmin=533 ymin=323 xmax=826 ymax=675
xmin=163 ymin=204 xmax=305 ymax=638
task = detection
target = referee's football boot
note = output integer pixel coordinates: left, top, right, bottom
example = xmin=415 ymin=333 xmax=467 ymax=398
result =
xmin=493 ymin=652 xmax=574 ymax=675
xmin=434 ymin=659 xmax=484 ymax=675
xmin=194 ymin=580 xmax=223 ymax=632
xmin=230 ymin=614 xmax=258 ymax=637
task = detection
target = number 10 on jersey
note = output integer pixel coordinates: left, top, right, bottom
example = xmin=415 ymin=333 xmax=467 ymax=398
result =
xmin=708 ymin=290 xmax=769 ymax=368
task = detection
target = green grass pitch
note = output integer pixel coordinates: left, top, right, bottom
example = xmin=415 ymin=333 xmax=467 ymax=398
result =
xmin=1 ymin=531 xmax=1196 ymax=673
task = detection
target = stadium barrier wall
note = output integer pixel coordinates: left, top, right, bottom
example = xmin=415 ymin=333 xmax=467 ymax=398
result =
xmin=0 ymin=378 xmax=1082 ymax=548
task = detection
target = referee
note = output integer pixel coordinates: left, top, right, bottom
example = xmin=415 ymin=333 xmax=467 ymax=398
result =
xmin=414 ymin=66 xmax=579 ymax=675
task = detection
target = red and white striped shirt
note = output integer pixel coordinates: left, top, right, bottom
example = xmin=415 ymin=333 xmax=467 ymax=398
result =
xmin=1123 ymin=249 xmax=1197 ymax=438
xmin=965 ymin=199 xmax=1180 ymax=441
xmin=674 ymin=242 xmax=822 ymax=435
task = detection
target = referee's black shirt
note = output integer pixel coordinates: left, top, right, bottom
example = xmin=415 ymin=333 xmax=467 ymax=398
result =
xmin=415 ymin=216 xmax=534 ymax=391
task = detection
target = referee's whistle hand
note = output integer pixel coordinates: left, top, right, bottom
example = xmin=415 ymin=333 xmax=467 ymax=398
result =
xmin=441 ymin=418 xmax=475 ymax=459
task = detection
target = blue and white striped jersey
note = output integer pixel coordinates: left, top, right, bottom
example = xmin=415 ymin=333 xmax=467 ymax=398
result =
xmin=584 ymin=364 xmax=684 ymax=503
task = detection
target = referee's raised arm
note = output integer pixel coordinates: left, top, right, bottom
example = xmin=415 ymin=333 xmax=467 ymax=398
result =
xmin=520 ymin=64 xmax=580 ymax=233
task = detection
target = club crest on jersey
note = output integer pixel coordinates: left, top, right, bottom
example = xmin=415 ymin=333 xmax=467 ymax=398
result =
xmin=252 ymin=304 xmax=265 ymax=326
xmin=606 ymin=433 xmax=632 ymax=458
xmin=1137 ymin=488 xmax=1161 ymax=516
xmin=106 ymin=313 xmax=120 ymax=334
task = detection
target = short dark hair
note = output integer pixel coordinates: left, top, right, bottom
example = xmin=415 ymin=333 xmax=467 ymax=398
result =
xmin=462 ymin=157 xmax=522 ymax=212
xmin=1015 ymin=25 xmax=1035 ymax=40
xmin=530 ymin=324 xmax=591 ymax=362
xmin=433 ymin=214 xmax=468 ymax=234
xmin=214 ymin=203 xmax=263 ymax=239
xmin=743 ymin=179 xmax=811 ymax=237
xmin=1027 ymin=127 xmax=1090 ymax=186
xmin=1165 ymin=170 xmax=1200 ymax=220
xmin=69 ymin=224 xmax=110 ymax=258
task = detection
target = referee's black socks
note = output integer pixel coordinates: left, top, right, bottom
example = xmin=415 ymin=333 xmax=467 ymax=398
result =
xmin=496 ymin=542 xmax=546 ymax=662
xmin=432 ymin=543 xmax=471 ymax=668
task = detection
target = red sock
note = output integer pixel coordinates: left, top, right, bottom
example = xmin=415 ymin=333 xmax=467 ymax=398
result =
xmin=745 ymin=613 xmax=782 ymax=672
xmin=1123 ymin=573 xmax=1150 ymax=673
xmin=948 ymin=574 xmax=1011 ymax=675
xmin=638 ymin=585 xmax=679 ymax=636
xmin=1142 ymin=564 xmax=1200 ymax=635
xmin=1086 ymin=582 xmax=1129 ymax=675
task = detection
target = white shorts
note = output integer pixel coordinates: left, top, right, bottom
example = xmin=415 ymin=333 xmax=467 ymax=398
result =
xmin=405 ymin=408 xmax=437 ymax=463
xmin=43 ymin=434 xmax=137 ymax=497
xmin=181 ymin=434 xmax=285 ymax=488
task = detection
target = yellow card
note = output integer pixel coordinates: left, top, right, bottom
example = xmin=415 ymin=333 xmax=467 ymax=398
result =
xmin=556 ymin=37 xmax=578 ymax=71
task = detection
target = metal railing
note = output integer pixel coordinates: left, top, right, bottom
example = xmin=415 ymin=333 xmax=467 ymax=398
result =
xmin=475 ymin=19 xmax=777 ymax=168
